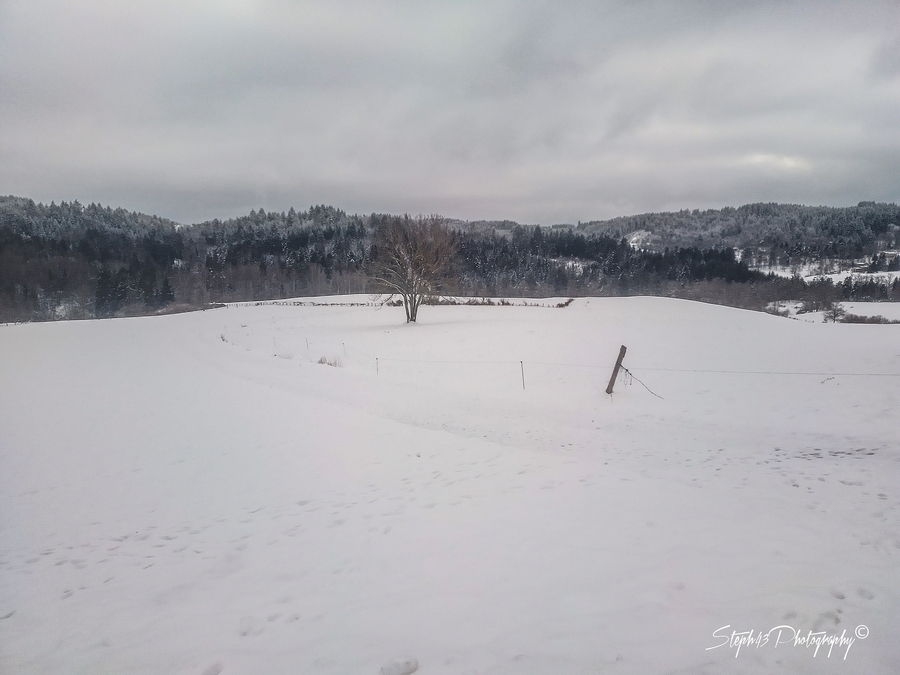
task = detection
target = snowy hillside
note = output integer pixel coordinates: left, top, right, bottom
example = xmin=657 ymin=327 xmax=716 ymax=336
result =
xmin=1 ymin=297 xmax=898 ymax=674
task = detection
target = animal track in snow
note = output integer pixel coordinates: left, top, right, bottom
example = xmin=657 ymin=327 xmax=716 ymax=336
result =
xmin=380 ymin=658 xmax=419 ymax=675
xmin=238 ymin=616 xmax=263 ymax=637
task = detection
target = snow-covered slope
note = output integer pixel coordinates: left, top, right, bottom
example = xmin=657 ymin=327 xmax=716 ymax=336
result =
xmin=1 ymin=297 xmax=898 ymax=674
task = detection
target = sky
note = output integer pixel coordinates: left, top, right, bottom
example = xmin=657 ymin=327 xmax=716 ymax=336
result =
xmin=1 ymin=1 xmax=898 ymax=226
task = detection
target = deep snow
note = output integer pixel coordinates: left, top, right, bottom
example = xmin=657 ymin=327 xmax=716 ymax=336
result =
xmin=1 ymin=296 xmax=898 ymax=674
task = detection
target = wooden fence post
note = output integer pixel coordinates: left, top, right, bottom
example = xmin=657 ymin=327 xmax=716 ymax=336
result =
xmin=605 ymin=345 xmax=627 ymax=395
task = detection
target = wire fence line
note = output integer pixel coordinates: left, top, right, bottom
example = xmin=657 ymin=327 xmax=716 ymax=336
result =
xmin=211 ymin=330 xmax=900 ymax=402
xmin=222 ymin=303 xmax=900 ymax=381
xmin=620 ymin=366 xmax=665 ymax=399
xmin=265 ymin=336 xmax=900 ymax=382
xmin=223 ymin=330 xmax=899 ymax=398
xmin=335 ymin=342 xmax=900 ymax=378
xmin=634 ymin=367 xmax=900 ymax=377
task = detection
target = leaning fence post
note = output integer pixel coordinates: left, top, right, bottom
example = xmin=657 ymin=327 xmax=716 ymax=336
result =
xmin=605 ymin=345 xmax=627 ymax=395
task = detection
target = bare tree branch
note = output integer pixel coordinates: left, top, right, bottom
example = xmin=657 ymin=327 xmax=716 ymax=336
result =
xmin=368 ymin=215 xmax=457 ymax=322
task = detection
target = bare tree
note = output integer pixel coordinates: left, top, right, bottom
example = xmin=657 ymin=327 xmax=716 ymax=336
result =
xmin=368 ymin=215 xmax=457 ymax=322
xmin=823 ymin=301 xmax=846 ymax=323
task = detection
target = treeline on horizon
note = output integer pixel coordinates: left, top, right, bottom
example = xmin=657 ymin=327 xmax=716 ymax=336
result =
xmin=1 ymin=195 xmax=898 ymax=322
xmin=577 ymin=200 xmax=900 ymax=262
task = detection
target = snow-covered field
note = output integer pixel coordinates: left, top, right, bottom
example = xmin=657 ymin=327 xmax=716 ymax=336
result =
xmin=2 ymin=296 xmax=898 ymax=674
xmin=839 ymin=302 xmax=900 ymax=321
xmin=753 ymin=260 xmax=900 ymax=286
xmin=769 ymin=301 xmax=900 ymax=323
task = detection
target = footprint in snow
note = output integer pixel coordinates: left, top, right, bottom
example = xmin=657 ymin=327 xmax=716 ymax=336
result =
xmin=814 ymin=611 xmax=841 ymax=629
xmin=238 ymin=616 xmax=264 ymax=637
xmin=380 ymin=658 xmax=418 ymax=675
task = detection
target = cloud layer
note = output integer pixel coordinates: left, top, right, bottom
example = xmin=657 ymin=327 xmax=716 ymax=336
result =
xmin=2 ymin=0 xmax=898 ymax=224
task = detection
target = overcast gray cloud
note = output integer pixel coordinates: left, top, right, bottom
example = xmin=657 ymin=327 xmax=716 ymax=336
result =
xmin=1 ymin=0 xmax=898 ymax=224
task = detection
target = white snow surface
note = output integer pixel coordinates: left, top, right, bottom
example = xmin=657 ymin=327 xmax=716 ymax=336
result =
xmin=839 ymin=303 xmax=900 ymax=321
xmin=770 ymin=301 xmax=900 ymax=323
xmin=753 ymin=260 xmax=900 ymax=286
xmin=1 ymin=296 xmax=899 ymax=674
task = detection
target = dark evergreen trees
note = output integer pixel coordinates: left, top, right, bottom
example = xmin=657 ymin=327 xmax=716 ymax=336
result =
xmin=1 ymin=195 xmax=897 ymax=322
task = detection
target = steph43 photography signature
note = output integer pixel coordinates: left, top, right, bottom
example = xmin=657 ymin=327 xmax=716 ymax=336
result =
xmin=707 ymin=624 xmax=869 ymax=660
